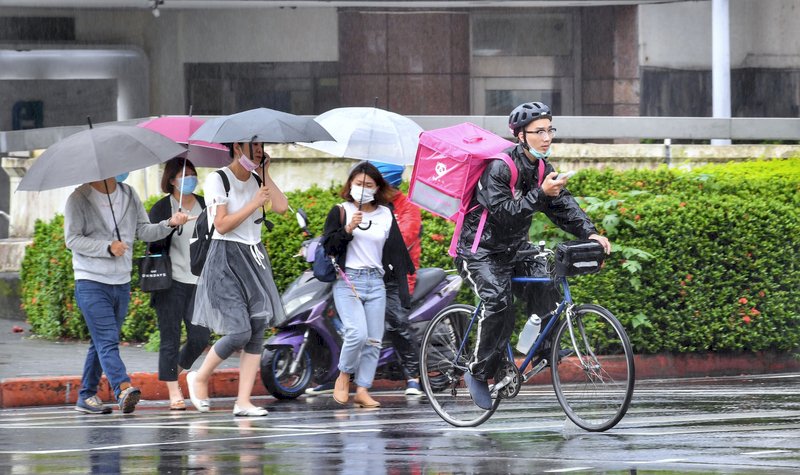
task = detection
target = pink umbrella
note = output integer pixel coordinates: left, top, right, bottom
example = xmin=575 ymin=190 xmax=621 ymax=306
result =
xmin=137 ymin=116 xmax=231 ymax=168
xmin=138 ymin=115 xmax=231 ymax=211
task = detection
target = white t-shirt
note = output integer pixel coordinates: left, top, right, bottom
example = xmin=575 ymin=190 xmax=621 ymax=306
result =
xmin=342 ymin=201 xmax=392 ymax=273
xmin=204 ymin=168 xmax=262 ymax=245
xmin=169 ymin=196 xmax=201 ymax=284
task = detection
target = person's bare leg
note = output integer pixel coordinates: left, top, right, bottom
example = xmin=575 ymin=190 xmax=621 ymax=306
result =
xmin=166 ymin=380 xmax=183 ymax=403
xmin=235 ymin=352 xmax=261 ymax=409
xmin=192 ymin=348 xmax=223 ymax=400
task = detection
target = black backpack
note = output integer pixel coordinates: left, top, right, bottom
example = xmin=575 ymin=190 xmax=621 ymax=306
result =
xmin=189 ymin=169 xmax=262 ymax=276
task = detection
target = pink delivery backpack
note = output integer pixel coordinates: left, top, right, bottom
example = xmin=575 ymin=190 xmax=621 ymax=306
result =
xmin=408 ymin=122 xmax=544 ymax=257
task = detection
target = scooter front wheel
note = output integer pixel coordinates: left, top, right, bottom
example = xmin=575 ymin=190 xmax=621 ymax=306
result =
xmin=260 ymin=346 xmax=314 ymax=399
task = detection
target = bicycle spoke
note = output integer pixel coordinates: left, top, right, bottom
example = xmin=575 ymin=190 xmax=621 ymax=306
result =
xmin=551 ymin=304 xmax=635 ymax=432
xmin=420 ymin=305 xmax=499 ymax=427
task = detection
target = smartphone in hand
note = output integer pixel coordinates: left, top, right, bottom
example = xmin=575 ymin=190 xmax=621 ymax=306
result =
xmin=556 ymin=170 xmax=576 ymax=181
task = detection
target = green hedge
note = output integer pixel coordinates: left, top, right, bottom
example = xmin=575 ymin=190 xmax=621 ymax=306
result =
xmin=20 ymin=157 xmax=800 ymax=355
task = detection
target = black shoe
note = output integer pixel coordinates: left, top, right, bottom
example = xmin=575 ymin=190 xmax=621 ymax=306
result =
xmin=463 ymin=372 xmax=493 ymax=410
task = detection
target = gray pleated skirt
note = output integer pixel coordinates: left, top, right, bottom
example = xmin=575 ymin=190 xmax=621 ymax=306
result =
xmin=192 ymin=239 xmax=286 ymax=335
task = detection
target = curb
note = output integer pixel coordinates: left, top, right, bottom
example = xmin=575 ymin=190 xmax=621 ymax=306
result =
xmin=2 ymin=352 xmax=799 ymax=409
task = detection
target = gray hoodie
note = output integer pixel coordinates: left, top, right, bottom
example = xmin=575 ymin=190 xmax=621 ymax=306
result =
xmin=64 ymin=183 xmax=173 ymax=285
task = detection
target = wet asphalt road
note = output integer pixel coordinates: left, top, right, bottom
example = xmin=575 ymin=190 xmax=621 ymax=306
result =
xmin=1 ymin=373 xmax=799 ymax=474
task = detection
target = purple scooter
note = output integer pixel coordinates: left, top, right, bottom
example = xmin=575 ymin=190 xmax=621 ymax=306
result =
xmin=260 ymin=209 xmax=462 ymax=399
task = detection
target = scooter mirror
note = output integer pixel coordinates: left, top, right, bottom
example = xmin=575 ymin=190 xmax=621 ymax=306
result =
xmin=296 ymin=209 xmax=309 ymax=229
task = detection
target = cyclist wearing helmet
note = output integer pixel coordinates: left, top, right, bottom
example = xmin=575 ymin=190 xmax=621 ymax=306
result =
xmin=456 ymin=101 xmax=611 ymax=410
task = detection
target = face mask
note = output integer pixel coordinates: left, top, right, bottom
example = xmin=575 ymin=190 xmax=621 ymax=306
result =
xmin=350 ymin=185 xmax=377 ymax=204
xmin=179 ymin=176 xmax=198 ymax=194
xmin=238 ymin=154 xmax=258 ymax=172
xmin=115 ymin=172 xmax=129 ymax=183
xmin=528 ymin=145 xmax=551 ymax=159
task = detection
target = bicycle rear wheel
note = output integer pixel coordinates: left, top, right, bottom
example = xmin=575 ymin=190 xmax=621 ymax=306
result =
xmin=551 ymin=304 xmax=635 ymax=432
xmin=420 ymin=304 xmax=500 ymax=427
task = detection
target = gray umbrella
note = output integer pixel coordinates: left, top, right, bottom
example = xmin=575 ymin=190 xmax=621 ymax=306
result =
xmin=17 ymin=125 xmax=185 ymax=191
xmin=189 ymin=107 xmax=335 ymax=144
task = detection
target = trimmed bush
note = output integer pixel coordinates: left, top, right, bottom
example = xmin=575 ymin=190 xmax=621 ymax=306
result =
xmin=19 ymin=157 xmax=800 ymax=355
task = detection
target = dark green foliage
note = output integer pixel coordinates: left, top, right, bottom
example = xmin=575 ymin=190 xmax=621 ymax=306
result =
xmin=19 ymin=157 xmax=800 ymax=353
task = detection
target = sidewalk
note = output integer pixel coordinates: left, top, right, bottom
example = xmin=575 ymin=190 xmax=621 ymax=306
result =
xmin=2 ymin=318 xmax=800 ymax=409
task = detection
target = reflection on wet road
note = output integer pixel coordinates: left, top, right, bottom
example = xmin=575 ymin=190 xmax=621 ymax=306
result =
xmin=1 ymin=374 xmax=799 ymax=473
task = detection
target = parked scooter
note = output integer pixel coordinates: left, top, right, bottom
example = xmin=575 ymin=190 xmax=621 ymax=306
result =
xmin=260 ymin=209 xmax=462 ymax=399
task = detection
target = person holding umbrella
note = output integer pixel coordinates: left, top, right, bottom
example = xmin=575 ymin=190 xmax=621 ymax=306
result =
xmin=65 ymin=173 xmax=189 ymax=415
xmin=187 ymin=141 xmax=288 ymax=417
xmin=146 ymin=157 xmax=211 ymax=411
xmin=322 ymin=162 xmax=414 ymax=408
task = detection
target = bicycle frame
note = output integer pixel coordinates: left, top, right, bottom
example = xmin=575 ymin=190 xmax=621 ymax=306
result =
xmin=454 ymin=275 xmax=573 ymax=380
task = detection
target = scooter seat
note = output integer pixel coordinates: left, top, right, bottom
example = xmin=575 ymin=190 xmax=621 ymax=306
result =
xmin=410 ymin=267 xmax=446 ymax=306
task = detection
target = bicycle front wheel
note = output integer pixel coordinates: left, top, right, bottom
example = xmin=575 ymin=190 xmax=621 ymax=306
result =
xmin=420 ymin=304 xmax=500 ymax=427
xmin=551 ymin=304 xmax=635 ymax=432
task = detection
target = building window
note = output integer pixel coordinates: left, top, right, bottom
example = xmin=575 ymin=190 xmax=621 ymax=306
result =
xmin=185 ymin=62 xmax=339 ymax=116
xmin=472 ymin=13 xmax=572 ymax=57
xmin=486 ymin=89 xmax=562 ymax=116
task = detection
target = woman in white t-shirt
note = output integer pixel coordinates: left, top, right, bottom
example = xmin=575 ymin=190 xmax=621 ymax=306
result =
xmin=187 ymin=142 xmax=288 ymax=417
xmin=321 ymin=162 xmax=414 ymax=408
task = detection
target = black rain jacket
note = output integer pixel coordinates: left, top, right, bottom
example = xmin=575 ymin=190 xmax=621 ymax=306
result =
xmin=457 ymin=144 xmax=597 ymax=258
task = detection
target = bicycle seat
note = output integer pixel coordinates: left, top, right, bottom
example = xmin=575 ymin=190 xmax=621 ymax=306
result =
xmin=409 ymin=268 xmax=446 ymax=305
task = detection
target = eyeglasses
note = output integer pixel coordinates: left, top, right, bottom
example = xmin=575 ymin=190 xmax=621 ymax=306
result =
xmin=524 ymin=127 xmax=557 ymax=139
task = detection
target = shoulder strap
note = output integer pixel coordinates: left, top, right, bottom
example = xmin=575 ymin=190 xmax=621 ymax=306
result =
xmin=465 ymin=154 xmax=519 ymax=256
xmin=536 ymin=159 xmax=545 ymax=187
xmin=251 ymin=172 xmax=263 ymax=187
xmin=337 ymin=204 xmax=345 ymax=226
xmin=215 ymin=169 xmax=230 ymax=196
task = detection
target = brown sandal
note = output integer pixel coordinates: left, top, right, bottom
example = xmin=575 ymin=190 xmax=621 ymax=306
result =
xmin=169 ymin=399 xmax=186 ymax=411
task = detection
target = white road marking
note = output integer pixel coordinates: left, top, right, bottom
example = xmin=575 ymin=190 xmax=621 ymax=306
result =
xmin=543 ymin=468 xmax=596 ymax=473
xmin=0 ymin=428 xmax=381 ymax=455
xmin=741 ymin=450 xmax=791 ymax=455
xmin=623 ymin=458 xmax=687 ymax=464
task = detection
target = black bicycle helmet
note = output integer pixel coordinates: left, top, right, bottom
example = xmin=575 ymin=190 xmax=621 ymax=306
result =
xmin=508 ymin=102 xmax=552 ymax=134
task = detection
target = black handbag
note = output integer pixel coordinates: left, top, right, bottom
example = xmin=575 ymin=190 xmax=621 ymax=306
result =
xmin=139 ymin=253 xmax=172 ymax=292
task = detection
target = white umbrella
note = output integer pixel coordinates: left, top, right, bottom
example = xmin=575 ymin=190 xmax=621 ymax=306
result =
xmin=298 ymin=107 xmax=423 ymax=165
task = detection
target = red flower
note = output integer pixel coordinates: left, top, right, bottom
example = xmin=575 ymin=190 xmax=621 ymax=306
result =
xmin=738 ymin=297 xmax=748 ymax=305
xmin=679 ymin=202 xmax=687 ymax=208
xmin=430 ymin=234 xmax=445 ymax=242
xmin=686 ymin=274 xmax=693 ymax=281
xmin=749 ymin=308 xmax=761 ymax=316
xmin=758 ymin=290 xmax=766 ymax=298
xmin=742 ymin=315 xmax=751 ymax=324
xmin=634 ymin=214 xmax=641 ymax=221
xmin=679 ymin=280 xmax=686 ymax=287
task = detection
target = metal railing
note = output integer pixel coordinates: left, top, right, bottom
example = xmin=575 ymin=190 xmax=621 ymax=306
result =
xmin=1 ymin=116 xmax=798 ymax=154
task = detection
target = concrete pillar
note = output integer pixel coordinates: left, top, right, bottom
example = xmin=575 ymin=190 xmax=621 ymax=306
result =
xmin=712 ymin=0 xmax=732 ymax=145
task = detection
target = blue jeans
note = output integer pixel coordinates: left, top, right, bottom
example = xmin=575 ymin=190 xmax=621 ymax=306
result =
xmin=333 ymin=268 xmax=386 ymax=388
xmin=74 ymin=280 xmax=132 ymax=401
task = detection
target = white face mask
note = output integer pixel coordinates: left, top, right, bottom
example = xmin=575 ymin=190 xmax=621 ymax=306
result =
xmin=350 ymin=184 xmax=376 ymax=204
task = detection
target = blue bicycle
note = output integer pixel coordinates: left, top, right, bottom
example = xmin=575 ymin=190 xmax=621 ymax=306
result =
xmin=420 ymin=241 xmax=635 ymax=431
